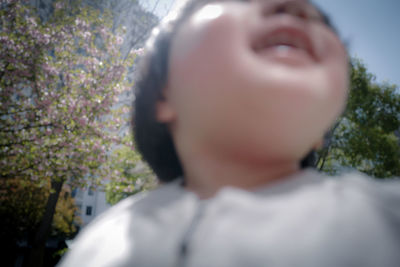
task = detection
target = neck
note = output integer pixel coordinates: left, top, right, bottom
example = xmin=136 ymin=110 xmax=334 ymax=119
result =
xmin=180 ymin=148 xmax=301 ymax=199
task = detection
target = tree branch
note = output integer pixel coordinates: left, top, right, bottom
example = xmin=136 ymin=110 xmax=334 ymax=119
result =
xmin=0 ymin=123 xmax=53 ymax=133
xmin=317 ymin=118 xmax=343 ymax=171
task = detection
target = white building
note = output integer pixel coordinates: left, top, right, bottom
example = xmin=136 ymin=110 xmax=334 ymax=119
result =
xmin=72 ymin=187 xmax=111 ymax=227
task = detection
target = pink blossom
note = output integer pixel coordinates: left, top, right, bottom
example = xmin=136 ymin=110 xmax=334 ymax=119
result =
xmin=54 ymin=127 xmax=63 ymax=134
xmin=27 ymin=17 xmax=37 ymax=27
xmin=131 ymin=48 xmax=144 ymax=56
xmin=116 ymin=36 xmax=123 ymax=45
xmin=55 ymin=2 xmax=63 ymax=10
xmin=82 ymin=31 xmax=92 ymax=39
xmin=68 ymin=104 xmax=75 ymax=114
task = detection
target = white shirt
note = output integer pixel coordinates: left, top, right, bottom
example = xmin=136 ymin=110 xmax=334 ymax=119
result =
xmin=58 ymin=169 xmax=400 ymax=267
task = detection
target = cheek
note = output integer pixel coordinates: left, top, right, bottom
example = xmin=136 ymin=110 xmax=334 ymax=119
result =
xmin=320 ymin=31 xmax=349 ymax=111
xmin=171 ymin=4 xmax=246 ymax=67
xmin=168 ymin=10 xmax=247 ymax=114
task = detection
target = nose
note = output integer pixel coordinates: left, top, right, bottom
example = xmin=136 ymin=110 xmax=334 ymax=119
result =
xmin=260 ymin=0 xmax=318 ymax=22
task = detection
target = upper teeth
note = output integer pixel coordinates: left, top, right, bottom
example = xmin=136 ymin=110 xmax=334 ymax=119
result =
xmin=275 ymin=45 xmax=291 ymax=51
xmin=258 ymin=32 xmax=308 ymax=51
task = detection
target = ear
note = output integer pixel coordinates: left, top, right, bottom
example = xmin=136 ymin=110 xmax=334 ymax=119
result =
xmin=156 ymin=100 xmax=176 ymax=123
xmin=155 ymin=87 xmax=176 ymax=123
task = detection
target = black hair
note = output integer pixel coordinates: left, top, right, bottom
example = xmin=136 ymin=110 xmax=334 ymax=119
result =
xmin=133 ymin=0 xmax=338 ymax=182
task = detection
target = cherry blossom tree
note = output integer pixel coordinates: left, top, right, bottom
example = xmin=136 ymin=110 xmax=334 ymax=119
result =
xmin=0 ymin=0 xmax=138 ymax=265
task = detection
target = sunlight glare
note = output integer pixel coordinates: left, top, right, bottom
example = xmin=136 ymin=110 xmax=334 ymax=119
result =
xmin=193 ymin=4 xmax=223 ymax=24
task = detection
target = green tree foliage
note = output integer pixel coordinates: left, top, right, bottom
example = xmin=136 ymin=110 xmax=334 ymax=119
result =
xmin=105 ymin=135 xmax=157 ymax=205
xmin=317 ymin=59 xmax=400 ymax=178
xmin=52 ymin=187 xmax=82 ymax=238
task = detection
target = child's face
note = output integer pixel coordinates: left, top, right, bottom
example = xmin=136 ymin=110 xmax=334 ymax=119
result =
xmin=158 ymin=0 xmax=348 ymax=163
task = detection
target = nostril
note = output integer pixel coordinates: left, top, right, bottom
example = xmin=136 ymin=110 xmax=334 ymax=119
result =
xmin=261 ymin=2 xmax=297 ymax=18
xmin=260 ymin=3 xmax=287 ymax=17
xmin=261 ymin=1 xmax=314 ymax=22
xmin=291 ymin=7 xmax=309 ymax=20
xmin=275 ymin=5 xmax=287 ymax=14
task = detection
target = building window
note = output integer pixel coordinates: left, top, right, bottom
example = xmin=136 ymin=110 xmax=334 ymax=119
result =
xmin=71 ymin=188 xmax=77 ymax=198
xmin=88 ymin=186 xmax=94 ymax=196
xmin=86 ymin=206 xmax=92 ymax=216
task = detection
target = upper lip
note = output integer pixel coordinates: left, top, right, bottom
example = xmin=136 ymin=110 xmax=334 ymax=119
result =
xmin=251 ymin=24 xmax=316 ymax=60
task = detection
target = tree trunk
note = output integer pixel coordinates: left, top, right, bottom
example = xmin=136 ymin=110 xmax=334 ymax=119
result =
xmin=317 ymin=147 xmax=330 ymax=171
xmin=25 ymin=179 xmax=63 ymax=267
xmin=316 ymin=119 xmax=343 ymax=171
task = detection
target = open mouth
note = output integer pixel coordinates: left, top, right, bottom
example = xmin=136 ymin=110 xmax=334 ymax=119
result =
xmin=252 ymin=27 xmax=315 ymax=64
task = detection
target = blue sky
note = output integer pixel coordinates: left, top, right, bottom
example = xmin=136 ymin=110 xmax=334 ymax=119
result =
xmin=313 ymin=0 xmax=400 ymax=86
xmin=140 ymin=0 xmax=400 ymax=86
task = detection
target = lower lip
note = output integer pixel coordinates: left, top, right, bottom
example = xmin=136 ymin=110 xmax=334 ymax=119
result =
xmin=255 ymin=46 xmax=313 ymax=66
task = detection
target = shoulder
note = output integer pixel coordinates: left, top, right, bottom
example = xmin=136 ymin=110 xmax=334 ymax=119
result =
xmin=275 ymin=169 xmax=400 ymax=228
xmin=330 ymin=171 xmax=400 ymax=200
xmin=304 ymin=169 xmax=400 ymax=210
xmin=299 ymin=169 xmax=400 ymax=198
xmin=323 ymin=171 xmax=400 ymax=264
xmin=310 ymin=170 xmax=400 ymax=248
xmin=336 ymin=171 xmax=400 ymax=216
xmin=58 ymin=180 xmax=186 ymax=267
xmin=256 ymin=170 xmax=400 ymax=266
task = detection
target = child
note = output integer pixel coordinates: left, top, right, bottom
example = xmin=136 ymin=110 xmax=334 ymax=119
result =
xmin=59 ymin=0 xmax=400 ymax=266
